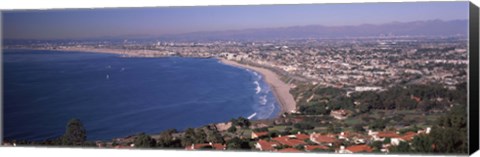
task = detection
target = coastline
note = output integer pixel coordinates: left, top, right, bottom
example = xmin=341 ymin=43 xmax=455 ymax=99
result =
xmin=10 ymin=47 xmax=297 ymax=116
xmin=8 ymin=47 xmax=173 ymax=58
xmin=218 ymin=58 xmax=296 ymax=115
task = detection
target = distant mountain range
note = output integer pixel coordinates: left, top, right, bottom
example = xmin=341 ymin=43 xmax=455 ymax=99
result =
xmin=7 ymin=19 xmax=467 ymax=42
xmin=152 ymin=19 xmax=467 ymax=41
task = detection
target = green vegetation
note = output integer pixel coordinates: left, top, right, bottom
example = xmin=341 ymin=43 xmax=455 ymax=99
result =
xmin=253 ymin=127 xmax=269 ymax=132
xmin=390 ymin=141 xmax=411 ymax=153
xmin=227 ymin=126 xmax=237 ymax=133
xmin=370 ymin=141 xmax=383 ymax=151
xmin=291 ymin=82 xmax=468 ymax=154
xmin=226 ymin=137 xmax=252 ymax=150
xmin=293 ymin=122 xmax=315 ymax=130
xmin=156 ymin=129 xmax=181 ymax=148
xmin=294 ymin=82 xmax=466 ymax=116
xmin=133 ymin=133 xmax=156 ymax=148
xmin=230 ymin=117 xmax=251 ymax=128
xmin=206 ymin=129 xmax=225 ymax=144
xmin=429 ymin=103 xmax=468 ymax=153
xmin=61 ymin=118 xmax=87 ymax=146
xmin=351 ymin=83 xmax=467 ymax=112
xmin=182 ymin=128 xmax=206 ymax=146
xmin=388 ymin=104 xmax=467 ymax=154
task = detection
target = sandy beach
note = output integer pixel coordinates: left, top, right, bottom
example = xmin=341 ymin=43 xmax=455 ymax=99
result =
xmin=219 ymin=59 xmax=296 ymax=114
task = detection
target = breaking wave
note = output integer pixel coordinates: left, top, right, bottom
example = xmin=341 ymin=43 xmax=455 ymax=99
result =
xmin=244 ymin=69 xmax=281 ymax=120
xmin=254 ymin=81 xmax=261 ymax=94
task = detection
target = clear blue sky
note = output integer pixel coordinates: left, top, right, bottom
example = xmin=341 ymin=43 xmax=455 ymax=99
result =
xmin=2 ymin=1 xmax=469 ymax=39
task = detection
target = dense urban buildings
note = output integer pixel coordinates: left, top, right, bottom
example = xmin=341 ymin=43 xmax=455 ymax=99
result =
xmin=5 ymin=36 xmax=468 ymax=89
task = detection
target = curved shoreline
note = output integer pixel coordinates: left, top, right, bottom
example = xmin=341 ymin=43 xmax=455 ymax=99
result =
xmin=15 ymin=47 xmax=297 ymax=116
xmin=218 ymin=59 xmax=296 ymax=115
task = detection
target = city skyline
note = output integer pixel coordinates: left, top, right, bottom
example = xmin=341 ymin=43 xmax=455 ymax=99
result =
xmin=3 ymin=1 xmax=469 ymax=40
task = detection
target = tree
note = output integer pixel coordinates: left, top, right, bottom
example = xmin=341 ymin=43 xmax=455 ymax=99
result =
xmin=182 ymin=128 xmax=196 ymax=146
xmin=62 ymin=118 xmax=86 ymax=146
xmin=417 ymin=100 xmax=435 ymax=112
xmin=369 ymin=120 xmax=386 ymax=131
xmin=226 ymin=137 xmax=252 ymax=150
xmin=429 ymin=104 xmax=468 ymax=153
xmin=410 ymin=134 xmax=433 ymax=153
xmin=268 ymin=130 xmax=280 ymax=138
xmin=370 ymin=141 xmax=383 ymax=151
xmin=235 ymin=117 xmax=251 ymax=128
xmin=394 ymin=95 xmax=417 ymax=110
xmin=253 ymin=127 xmax=269 ymax=132
xmin=206 ymin=129 xmax=224 ymax=144
xmin=293 ymin=122 xmax=314 ymax=130
xmin=157 ymin=129 xmax=181 ymax=148
xmin=390 ymin=141 xmax=411 ymax=153
xmin=294 ymin=144 xmax=305 ymax=150
xmin=399 ymin=125 xmax=420 ymax=134
xmin=133 ymin=133 xmax=156 ymax=148
xmin=330 ymin=97 xmax=354 ymax=110
xmin=358 ymin=103 xmax=372 ymax=114
xmin=352 ymin=124 xmax=366 ymax=133
xmin=193 ymin=128 xmax=207 ymax=144
xmin=227 ymin=126 xmax=237 ymax=133
xmin=383 ymin=138 xmax=391 ymax=144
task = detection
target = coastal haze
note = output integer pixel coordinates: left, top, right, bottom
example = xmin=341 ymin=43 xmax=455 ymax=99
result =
xmin=1 ymin=1 xmax=471 ymax=155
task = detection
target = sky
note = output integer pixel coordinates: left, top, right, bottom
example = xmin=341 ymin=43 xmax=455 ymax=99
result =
xmin=2 ymin=1 xmax=470 ymax=40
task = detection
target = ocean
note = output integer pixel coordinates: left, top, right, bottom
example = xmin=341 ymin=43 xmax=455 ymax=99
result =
xmin=3 ymin=49 xmax=280 ymax=141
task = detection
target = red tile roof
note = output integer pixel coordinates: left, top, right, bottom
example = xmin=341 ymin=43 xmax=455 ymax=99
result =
xmin=346 ymin=144 xmax=373 ymax=153
xmin=272 ymin=136 xmax=306 ymax=147
xmin=257 ymin=140 xmax=278 ymax=151
xmin=211 ymin=143 xmax=226 ymax=150
xmin=278 ymin=148 xmax=301 ymax=153
xmin=304 ymin=145 xmax=329 ymax=151
xmin=295 ymin=134 xmax=310 ymax=140
xmin=311 ymin=134 xmax=338 ymax=144
xmin=377 ymin=131 xmax=400 ymax=138
xmin=399 ymin=131 xmax=417 ymax=141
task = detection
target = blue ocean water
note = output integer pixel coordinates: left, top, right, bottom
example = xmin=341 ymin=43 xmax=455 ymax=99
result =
xmin=3 ymin=49 xmax=280 ymax=141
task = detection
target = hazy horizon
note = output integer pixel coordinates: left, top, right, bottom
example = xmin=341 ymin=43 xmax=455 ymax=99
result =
xmin=2 ymin=1 xmax=469 ymax=40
